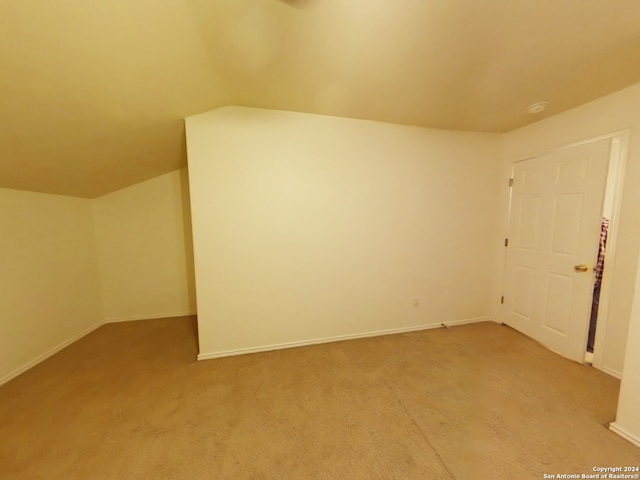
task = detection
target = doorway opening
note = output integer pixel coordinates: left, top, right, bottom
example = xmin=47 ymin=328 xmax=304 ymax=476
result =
xmin=586 ymin=216 xmax=608 ymax=356
xmin=585 ymin=134 xmax=627 ymax=371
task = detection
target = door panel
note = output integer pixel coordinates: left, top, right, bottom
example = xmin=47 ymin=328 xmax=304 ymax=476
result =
xmin=552 ymin=194 xmax=582 ymax=254
xmin=503 ymin=139 xmax=611 ymax=361
xmin=518 ymin=197 xmax=540 ymax=249
xmin=543 ymin=273 xmax=573 ymax=335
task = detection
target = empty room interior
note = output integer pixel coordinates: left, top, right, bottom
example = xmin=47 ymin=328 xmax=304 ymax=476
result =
xmin=2 ymin=0 xmax=640 ymax=478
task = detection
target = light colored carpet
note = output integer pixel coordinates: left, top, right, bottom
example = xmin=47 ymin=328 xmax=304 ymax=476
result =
xmin=1 ymin=317 xmax=638 ymax=479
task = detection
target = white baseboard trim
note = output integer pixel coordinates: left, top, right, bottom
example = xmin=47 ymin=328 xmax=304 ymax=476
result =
xmin=198 ymin=317 xmax=492 ymax=361
xmin=0 ymin=321 xmax=103 ymax=386
xmin=1 ymin=315 xmax=488 ymax=383
xmin=600 ymin=366 xmax=623 ymax=379
xmin=442 ymin=316 xmax=492 ymax=327
xmin=104 ymin=311 xmax=197 ymax=323
xmin=609 ymin=422 xmax=640 ymax=448
xmin=1 ymin=312 xmax=198 ymax=386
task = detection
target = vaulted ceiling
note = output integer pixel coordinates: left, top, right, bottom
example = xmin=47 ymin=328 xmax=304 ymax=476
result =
xmin=2 ymin=0 xmax=640 ymax=197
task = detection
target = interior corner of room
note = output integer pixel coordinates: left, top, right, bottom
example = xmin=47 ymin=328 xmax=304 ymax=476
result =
xmin=0 ymin=169 xmax=197 ymax=385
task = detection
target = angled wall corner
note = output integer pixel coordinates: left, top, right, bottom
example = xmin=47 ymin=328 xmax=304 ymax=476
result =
xmin=0 ymin=189 xmax=103 ymax=384
xmin=0 ymin=168 xmax=198 ymax=385
xmin=92 ymin=169 xmax=197 ymax=323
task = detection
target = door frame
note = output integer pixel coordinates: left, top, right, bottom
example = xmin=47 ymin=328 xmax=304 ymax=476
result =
xmin=591 ymin=131 xmax=629 ymax=377
xmin=498 ymin=130 xmax=630 ymax=377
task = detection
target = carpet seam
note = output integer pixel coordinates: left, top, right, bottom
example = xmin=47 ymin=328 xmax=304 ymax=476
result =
xmin=381 ymin=378 xmax=458 ymax=480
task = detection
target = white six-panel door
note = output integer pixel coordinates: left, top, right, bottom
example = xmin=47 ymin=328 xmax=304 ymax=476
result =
xmin=502 ymin=138 xmax=611 ymax=362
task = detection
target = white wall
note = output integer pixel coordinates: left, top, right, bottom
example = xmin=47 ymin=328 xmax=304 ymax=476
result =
xmin=501 ymin=82 xmax=640 ymax=377
xmin=186 ymin=107 xmax=502 ymax=358
xmin=611 ymin=250 xmax=640 ymax=447
xmin=0 ymin=188 xmax=103 ymax=383
xmin=92 ymin=169 xmax=196 ymax=322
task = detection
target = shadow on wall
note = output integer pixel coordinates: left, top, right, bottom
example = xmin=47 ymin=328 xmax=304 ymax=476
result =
xmin=179 ymin=168 xmax=198 ymax=315
xmin=278 ymin=0 xmax=315 ymax=8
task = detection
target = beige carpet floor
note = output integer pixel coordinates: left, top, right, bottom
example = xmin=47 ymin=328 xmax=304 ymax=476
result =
xmin=1 ymin=317 xmax=638 ymax=479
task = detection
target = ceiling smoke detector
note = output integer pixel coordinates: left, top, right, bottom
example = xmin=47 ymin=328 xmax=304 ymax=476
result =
xmin=527 ymin=101 xmax=549 ymax=114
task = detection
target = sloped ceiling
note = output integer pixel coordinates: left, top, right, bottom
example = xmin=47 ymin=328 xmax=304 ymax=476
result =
xmin=2 ymin=0 xmax=640 ymax=197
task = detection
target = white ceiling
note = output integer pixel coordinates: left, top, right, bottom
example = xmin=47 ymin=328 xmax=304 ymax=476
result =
xmin=2 ymin=0 xmax=640 ymax=197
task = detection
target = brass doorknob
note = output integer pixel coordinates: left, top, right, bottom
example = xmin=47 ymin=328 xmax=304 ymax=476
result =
xmin=574 ymin=264 xmax=589 ymax=273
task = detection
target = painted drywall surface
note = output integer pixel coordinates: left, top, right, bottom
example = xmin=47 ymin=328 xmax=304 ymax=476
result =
xmin=502 ymin=82 xmax=640 ymax=376
xmin=186 ymin=106 xmax=502 ymax=356
xmin=0 ymin=188 xmax=102 ymax=382
xmin=613 ymin=251 xmax=640 ymax=446
xmin=92 ymin=169 xmax=197 ymax=322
